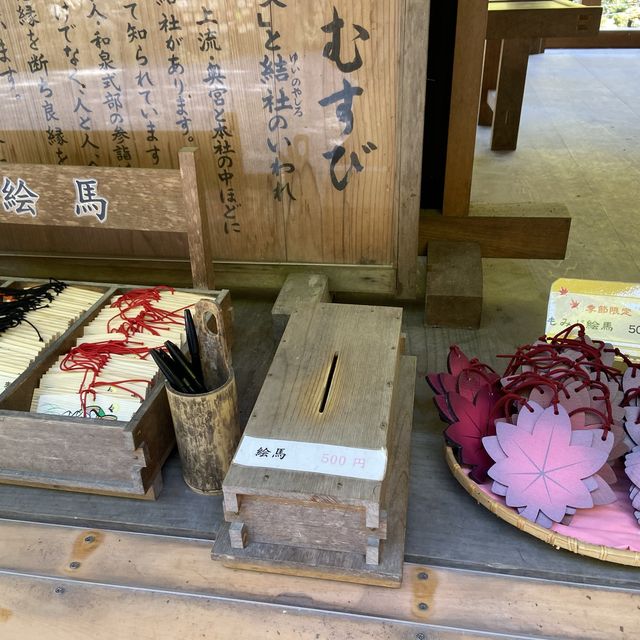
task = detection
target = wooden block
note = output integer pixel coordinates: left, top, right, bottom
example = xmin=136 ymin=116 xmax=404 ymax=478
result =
xmin=271 ymin=273 xmax=331 ymax=341
xmin=425 ymin=241 xmax=483 ymax=329
xmin=229 ymin=523 xmax=248 ymax=550
xmin=212 ymin=356 xmax=417 ymax=587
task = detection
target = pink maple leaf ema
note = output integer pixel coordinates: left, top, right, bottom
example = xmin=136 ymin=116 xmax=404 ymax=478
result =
xmin=570 ymin=300 xmax=580 ymax=309
xmin=559 ymin=287 xmax=569 ymax=296
xmin=482 ymin=403 xmax=612 ymax=527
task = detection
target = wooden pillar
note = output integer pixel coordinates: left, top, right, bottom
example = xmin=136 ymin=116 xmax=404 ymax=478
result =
xmin=442 ymin=0 xmax=488 ymax=217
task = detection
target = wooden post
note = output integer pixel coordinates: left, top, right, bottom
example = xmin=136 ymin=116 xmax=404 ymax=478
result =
xmin=396 ymin=0 xmax=431 ymax=299
xmin=179 ymin=147 xmax=216 ymax=291
xmin=442 ymin=0 xmax=488 ymax=216
xmin=425 ymin=240 xmax=483 ymax=329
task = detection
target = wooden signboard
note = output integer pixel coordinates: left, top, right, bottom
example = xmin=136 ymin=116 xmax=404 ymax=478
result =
xmin=0 ymin=0 xmax=429 ymax=297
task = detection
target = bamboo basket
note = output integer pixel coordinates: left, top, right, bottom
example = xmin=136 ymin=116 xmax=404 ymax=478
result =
xmin=445 ymin=445 xmax=640 ymax=568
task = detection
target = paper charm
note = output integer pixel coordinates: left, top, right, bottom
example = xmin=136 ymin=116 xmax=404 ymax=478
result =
xmin=483 ymin=402 xmax=613 ymax=527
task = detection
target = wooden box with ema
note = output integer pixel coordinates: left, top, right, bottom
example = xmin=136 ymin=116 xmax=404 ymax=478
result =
xmin=212 ymin=302 xmax=416 ymax=587
xmin=0 ymin=278 xmax=231 ymax=500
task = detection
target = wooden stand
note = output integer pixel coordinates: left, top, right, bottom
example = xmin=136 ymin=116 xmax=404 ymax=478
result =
xmin=212 ymin=302 xmax=417 ymax=586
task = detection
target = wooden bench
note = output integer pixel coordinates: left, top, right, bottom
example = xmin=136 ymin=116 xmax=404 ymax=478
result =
xmin=482 ymin=0 xmax=602 ymax=151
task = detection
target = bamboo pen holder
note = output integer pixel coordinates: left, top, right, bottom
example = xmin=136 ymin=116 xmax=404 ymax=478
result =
xmin=166 ymin=299 xmax=241 ymax=495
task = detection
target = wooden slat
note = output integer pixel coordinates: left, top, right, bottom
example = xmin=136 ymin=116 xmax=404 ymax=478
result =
xmin=179 ymin=147 xmax=216 ymax=290
xmin=442 ymin=0 xmax=489 ymax=216
xmin=419 ymin=211 xmax=571 ymax=259
xmin=0 ymin=520 xmax=638 ymax=639
xmin=0 ymin=255 xmax=398 ymax=295
xmin=396 ymin=0 xmax=431 ymax=298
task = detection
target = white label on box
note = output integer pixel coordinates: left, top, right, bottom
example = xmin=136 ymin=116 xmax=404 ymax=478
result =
xmin=232 ymin=435 xmax=387 ymax=481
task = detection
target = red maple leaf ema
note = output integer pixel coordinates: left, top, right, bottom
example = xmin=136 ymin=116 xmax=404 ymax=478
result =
xmin=559 ymin=287 xmax=569 ymax=296
xmin=570 ymin=300 xmax=580 ymax=309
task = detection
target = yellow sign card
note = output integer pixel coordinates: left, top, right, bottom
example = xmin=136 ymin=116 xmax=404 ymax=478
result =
xmin=546 ymin=278 xmax=640 ymax=360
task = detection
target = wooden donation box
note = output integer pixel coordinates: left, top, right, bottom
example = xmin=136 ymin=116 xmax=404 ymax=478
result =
xmin=214 ymin=303 xmax=417 ymax=586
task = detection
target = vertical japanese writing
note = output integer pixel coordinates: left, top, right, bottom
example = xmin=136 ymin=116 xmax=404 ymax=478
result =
xmin=55 ymin=2 xmax=100 ymax=166
xmin=124 ymin=2 xmax=161 ymax=166
xmin=87 ymin=1 xmax=132 ymax=165
xmin=17 ymin=1 xmax=68 ymax=164
xmin=159 ymin=9 xmax=193 ymax=143
xmin=256 ymin=0 xmax=298 ymax=203
xmin=289 ymin=52 xmax=303 ymax=119
xmin=319 ymin=7 xmax=376 ymax=191
xmin=200 ymin=7 xmax=241 ymax=234
xmin=0 ymin=11 xmax=14 ymax=162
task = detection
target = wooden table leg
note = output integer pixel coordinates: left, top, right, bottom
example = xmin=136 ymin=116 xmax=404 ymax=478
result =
xmin=491 ymin=37 xmax=531 ymax=151
xmin=479 ymin=39 xmax=501 ymax=127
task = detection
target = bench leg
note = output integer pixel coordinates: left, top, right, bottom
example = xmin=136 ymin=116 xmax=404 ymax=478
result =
xmin=479 ymin=39 xmax=501 ymax=127
xmin=491 ymin=38 xmax=531 ymax=151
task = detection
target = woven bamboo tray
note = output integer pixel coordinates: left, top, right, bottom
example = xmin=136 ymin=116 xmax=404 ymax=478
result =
xmin=445 ymin=445 xmax=640 ymax=568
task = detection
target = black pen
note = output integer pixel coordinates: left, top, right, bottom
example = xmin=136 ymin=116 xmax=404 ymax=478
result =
xmin=150 ymin=349 xmax=188 ymax=393
xmin=165 ymin=340 xmax=207 ymax=394
xmin=155 ymin=348 xmax=201 ymax=395
xmin=184 ymin=308 xmax=205 ymax=389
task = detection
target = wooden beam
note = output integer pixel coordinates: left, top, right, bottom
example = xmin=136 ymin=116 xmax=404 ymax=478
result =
xmin=442 ymin=0 xmax=489 ymax=216
xmin=0 ymin=255 xmax=397 ymax=296
xmin=546 ymin=30 xmax=640 ymax=48
xmin=396 ymin=0 xmax=431 ymax=299
xmin=487 ymin=1 xmax=602 ymax=40
xmin=419 ymin=210 xmax=571 ymax=260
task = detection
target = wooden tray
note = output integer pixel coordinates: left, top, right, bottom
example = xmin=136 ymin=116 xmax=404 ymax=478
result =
xmin=0 ymin=279 xmax=230 ymax=500
xmin=445 ymin=445 xmax=640 ymax=567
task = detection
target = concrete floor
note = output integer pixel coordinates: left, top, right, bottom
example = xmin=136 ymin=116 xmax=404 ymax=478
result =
xmin=426 ymin=49 xmax=640 ymax=374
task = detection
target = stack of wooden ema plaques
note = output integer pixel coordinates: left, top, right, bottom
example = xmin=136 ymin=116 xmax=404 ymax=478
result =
xmin=213 ymin=302 xmax=416 ymax=586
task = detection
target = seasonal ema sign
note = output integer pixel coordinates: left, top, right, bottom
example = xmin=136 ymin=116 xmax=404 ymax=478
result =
xmin=1 ymin=175 xmax=109 ymax=223
xmin=546 ymin=278 xmax=640 ymax=360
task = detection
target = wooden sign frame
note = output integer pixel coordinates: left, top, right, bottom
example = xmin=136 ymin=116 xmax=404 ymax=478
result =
xmin=0 ymin=148 xmax=215 ymax=290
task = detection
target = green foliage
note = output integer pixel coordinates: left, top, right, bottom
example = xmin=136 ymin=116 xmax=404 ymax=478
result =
xmin=601 ymin=0 xmax=640 ymax=29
